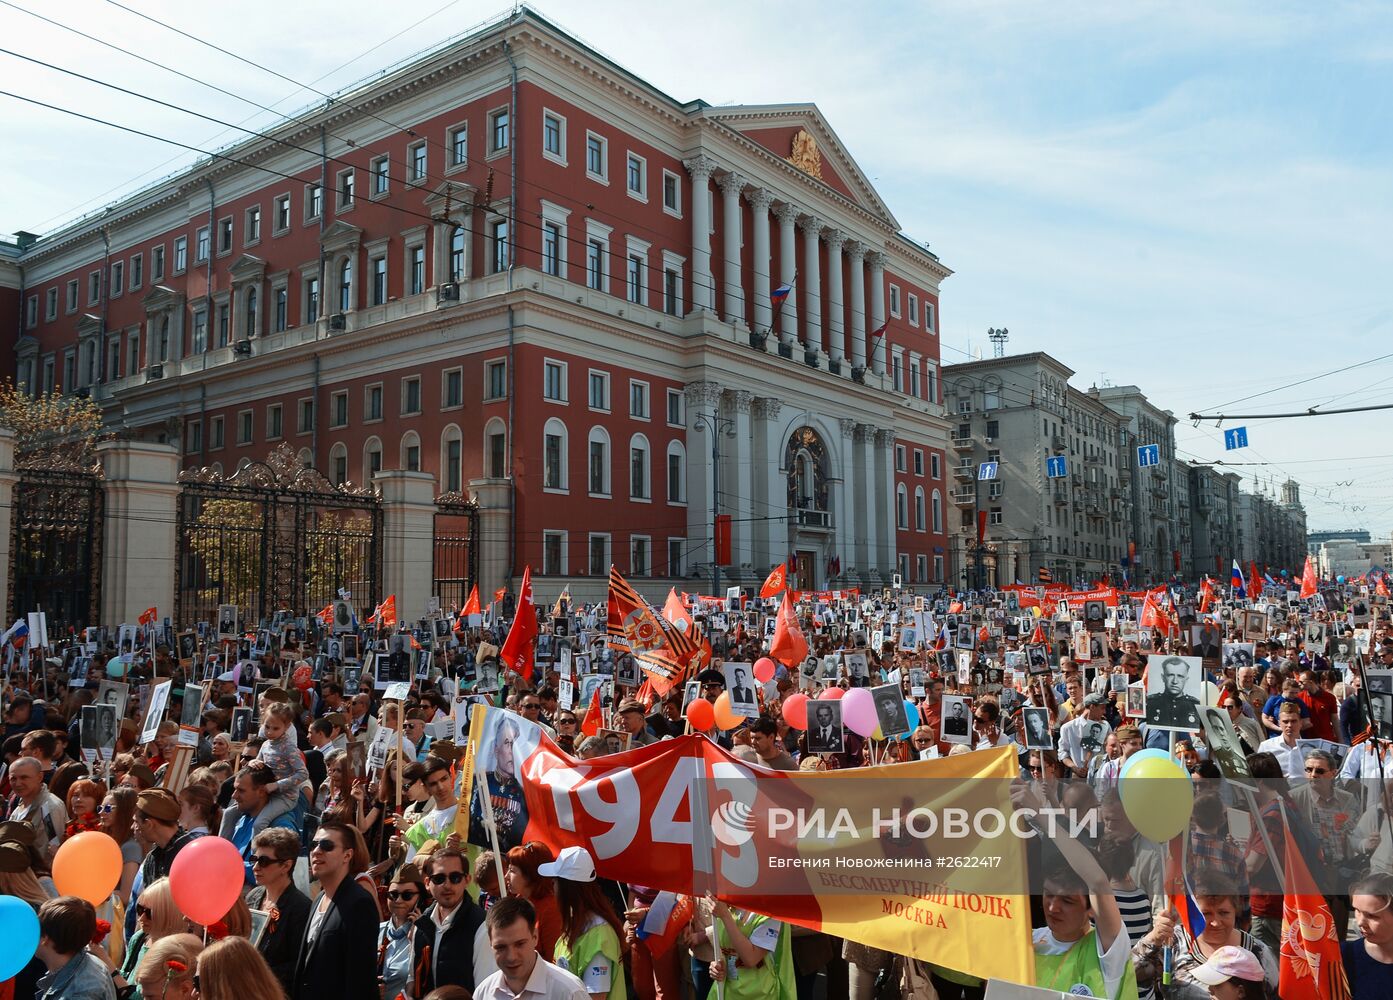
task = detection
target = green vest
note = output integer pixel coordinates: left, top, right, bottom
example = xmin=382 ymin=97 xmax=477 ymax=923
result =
xmin=1034 ymin=929 xmax=1139 ymax=1000
xmin=713 ymin=910 xmax=797 ymax=1000
xmin=555 ymin=919 xmax=628 ymax=1000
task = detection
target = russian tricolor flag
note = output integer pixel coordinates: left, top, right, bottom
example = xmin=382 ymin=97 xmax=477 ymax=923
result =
xmin=1 ymin=619 xmax=28 ymax=648
xmin=771 ymin=283 xmax=792 ymax=304
xmin=1230 ymin=560 xmax=1246 ymax=599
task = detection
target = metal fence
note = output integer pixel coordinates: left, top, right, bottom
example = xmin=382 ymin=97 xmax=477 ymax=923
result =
xmin=433 ymin=491 xmax=479 ymax=612
xmin=9 ymin=467 xmax=103 ymax=633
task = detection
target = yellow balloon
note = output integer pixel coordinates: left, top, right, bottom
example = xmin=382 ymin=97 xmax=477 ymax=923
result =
xmin=712 ymin=691 xmax=743 ymax=731
xmin=870 ymin=725 xmax=884 ymax=741
xmin=1120 ymin=756 xmax=1193 ymax=842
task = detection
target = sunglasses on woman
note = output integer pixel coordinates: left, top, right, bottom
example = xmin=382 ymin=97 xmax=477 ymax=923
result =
xmin=251 ymin=854 xmax=285 ymax=867
xmin=386 ymin=889 xmax=419 ymax=901
xmin=136 ymin=904 xmax=152 ymax=919
xmin=428 ymin=871 xmax=466 ymax=885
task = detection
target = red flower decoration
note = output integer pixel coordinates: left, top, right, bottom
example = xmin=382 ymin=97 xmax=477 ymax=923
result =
xmin=90 ymin=919 xmax=111 ymax=946
xmin=206 ymin=920 xmax=229 ymax=941
xmin=166 ymin=960 xmax=188 ymax=973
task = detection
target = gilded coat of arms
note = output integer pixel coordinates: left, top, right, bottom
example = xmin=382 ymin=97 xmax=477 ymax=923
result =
xmin=786 ymin=129 xmax=823 ymax=179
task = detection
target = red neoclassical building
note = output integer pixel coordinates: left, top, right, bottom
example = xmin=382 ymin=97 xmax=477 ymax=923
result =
xmin=0 ymin=7 xmax=952 ymax=606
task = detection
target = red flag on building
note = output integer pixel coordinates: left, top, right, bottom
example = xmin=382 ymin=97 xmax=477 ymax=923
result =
xmin=760 ymin=564 xmax=788 ymax=599
xmin=461 ymin=585 xmax=481 ymax=617
xmin=499 ymin=567 xmax=537 ymax=682
xmin=1300 ymin=555 xmax=1319 ymax=600
xmin=1279 ymin=818 xmax=1351 ymax=1000
xmin=769 ymin=590 xmax=809 ymax=667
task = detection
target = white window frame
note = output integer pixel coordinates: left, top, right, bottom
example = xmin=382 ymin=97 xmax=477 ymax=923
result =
xmin=173 ymin=238 xmax=188 ymax=275
xmin=266 ymin=403 xmax=283 ymax=441
xmin=665 ymin=440 xmax=686 ymax=505
xmin=364 ymin=382 xmax=384 ymax=423
xmin=217 ymin=216 xmax=234 ymax=256
xmin=587 ymin=426 xmax=611 ymax=497
xmin=335 ymin=168 xmax=356 ymax=210
xmin=194 ymin=227 xmax=210 ymax=265
xmin=541 ymin=109 xmax=567 ymax=166
xmin=484 ymin=358 xmax=507 ymax=401
xmin=305 ymin=183 xmax=323 ymax=222
xmin=625 ymin=151 xmax=647 ymax=201
xmin=542 ymin=358 xmax=568 ymax=404
xmin=447 ymin=122 xmax=469 ymax=172
xmin=588 ymin=533 xmax=611 ymax=576
xmin=45 ymin=287 xmax=58 ymax=321
xmin=441 ymin=366 xmax=464 ymax=411
xmin=407 ymin=141 xmax=428 ymax=186
xmin=539 ymin=200 xmax=570 ymax=279
xmin=630 ymin=534 xmax=651 ymax=577
xmin=889 ymin=283 xmax=901 ymax=318
xmin=542 ymin=530 xmax=569 ymax=576
xmin=932 ymin=489 xmax=943 ymax=533
xmin=661 ymin=250 xmax=685 ymax=317
xmin=587 ymin=369 xmax=610 ymax=413
xmin=129 ymin=253 xmax=143 ymax=290
xmin=925 ymin=301 xmax=936 ymax=333
xmin=584 ymin=219 xmax=612 ymax=293
xmin=236 ymin=408 xmax=254 ymax=446
xmin=661 ymin=169 xmax=682 ymax=218
xmin=370 ymin=156 xmax=390 ymax=198
xmin=244 ymin=205 xmax=261 ymax=245
xmin=665 ymin=387 xmax=684 ymax=427
xmin=272 ymin=194 xmax=292 ymax=235
xmin=629 ymin=379 xmax=650 ymax=421
xmin=908 ymin=293 xmax=919 ymax=326
xmin=543 ymin=417 xmax=569 ymax=494
xmin=329 ymin=389 xmax=349 ymax=429
xmin=488 ymin=106 xmax=510 ymax=155
xmin=585 ymin=131 xmax=609 ymax=184
xmin=629 ymin=433 xmax=651 ymax=502
xmin=624 ymin=235 xmax=651 ymax=307
xmin=400 ymin=375 xmax=422 ymax=416
xmin=914 ymin=486 xmax=926 ymax=532
xmin=24 ymin=295 xmax=37 ymax=328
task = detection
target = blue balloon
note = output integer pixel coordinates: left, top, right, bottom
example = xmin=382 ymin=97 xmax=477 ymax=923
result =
xmin=1120 ymin=747 xmax=1170 ymax=783
xmin=106 ymin=655 xmax=126 ymax=678
xmin=1337 ymin=575 xmax=1346 ymax=584
xmin=0 ymin=895 xmax=39 ymax=980
xmin=904 ymin=700 xmax=921 ymax=731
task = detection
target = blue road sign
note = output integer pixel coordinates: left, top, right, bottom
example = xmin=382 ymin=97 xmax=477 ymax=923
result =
xmin=978 ymin=462 xmax=999 ymax=481
xmin=1137 ymin=444 xmax=1160 ymax=468
xmin=1046 ymin=455 xmax=1068 ymax=479
xmin=1224 ymin=427 xmax=1249 ymax=450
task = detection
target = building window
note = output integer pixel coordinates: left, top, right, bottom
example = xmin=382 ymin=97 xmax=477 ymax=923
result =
xmin=266 ymin=404 xmax=283 ymax=440
xmin=216 ymin=302 xmax=230 ymax=347
xmin=663 ymin=264 xmax=681 ymax=316
xmin=490 ymin=220 xmax=508 ymax=273
xmin=402 ymin=433 xmax=421 ymax=471
xmin=152 ymin=245 xmax=166 ymax=281
xmin=626 ymin=254 xmax=644 ymax=304
xmin=365 ymin=384 xmax=383 ymax=421
xmin=908 ymin=294 xmax=919 ymax=326
xmin=925 ymin=302 xmax=936 ymax=332
xmin=487 ymin=424 xmax=507 ymax=478
xmin=130 ymin=253 xmax=143 ymax=289
xmin=543 ymin=532 xmax=566 ymax=575
xmin=586 ymin=238 xmax=605 ymax=290
xmin=913 ymin=450 xmax=924 ymax=476
xmin=330 ymin=444 xmax=348 ymax=485
xmin=45 ymin=288 xmax=57 ymax=321
xmin=914 ymin=488 xmax=926 ymax=531
xmin=371 ymin=156 xmax=389 ymax=196
xmin=932 ymin=490 xmax=943 ymax=532
xmin=543 ymin=420 xmax=567 ymax=490
xmin=273 ymin=195 xmax=291 ymax=233
xmin=667 ymin=539 xmax=684 ymax=577
xmin=210 ymin=416 xmax=225 ymax=450
xmin=304 ymin=276 xmax=320 ymax=323
xmin=273 ymin=286 xmax=288 ymax=332
xmin=588 ymin=429 xmax=609 ymax=495
xmin=895 ymin=445 xmax=906 ymax=472
xmin=443 ymin=431 xmax=462 ymax=492
xmin=218 ymin=217 xmax=233 ymax=254
xmin=409 ymin=245 xmax=425 ymax=295
xmin=542 ymin=112 xmax=564 ymax=159
xmin=631 ymin=536 xmax=649 ymax=577
xmin=585 ymin=133 xmax=607 ymax=180
xmin=405 ymin=142 xmax=426 ymax=184
xmin=916 ymin=554 xmax=928 ymax=583
xmin=489 ymin=108 xmax=509 ymax=152
xmin=589 ymin=535 xmax=610 ymax=576
xmin=365 ymin=439 xmax=383 ymax=478
xmin=892 ymin=355 xmax=903 ymax=392
xmin=23 ymin=295 xmax=36 ymax=329
xmin=543 ymin=360 xmax=566 ymax=402
xmin=588 ymin=371 xmax=609 ymax=411
xmin=195 ymin=227 xmax=210 ymax=263
xmin=485 ymin=359 xmax=507 ymax=400
xmin=174 ymin=236 xmax=188 ymax=273
xmin=666 ymin=444 xmax=685 ymax=503
xmin=449 ymin=124 xmax=468 ymax=167
xmin=126 ymin=334 xmax=139 ymax=376
xmin=448 ymin=226 xmax=465 ymax=282
xmin=371 ymin=256 xmax=387 ymax=305
xmin=990 ymin=507 xmax=1003 ymax=526
xmin=442 ymin=368 xmax=463 ymax=409
xmin=626 ymin=153 xmax=645 ymax=198
xmin=186 ymin=419 xmax=202 ymax=454
xmin=245 ymin=205 xmax=261 ymax=243
xmin=662 ymin=170 xmax=681 ymax=216
xmin=297 ymin=398 xmax=314 ymax=434
xmin=110 ymin=261 xmax=124 ymax=297
xmin=896 ymin=483 xmax=908 ymax=529
xmin=190 ymin=308 xmax=207 ymax=354
xmin=337 ymin=169 xmax=355 ymax=209
xmin=330 ymin=390 xmax=348 ymax=428
xmin=629 ymin=436 xmax=649 ymax=499
xmin=889 ymin=283 xmax=901 ymax=317
xmin=338 ymin=258 xmax=353 ymax=312
xmin=542 ymin=222 xmax=561 ymax=276
xmin=666 ymin=389 xmax=683 ymax=427
xmin=306 ymin=183 xmax=323 ymax=220
xmin=401 ymin=376 xmax=421 ymax=415
xmin=629 ymin=380 xmax=648 ymax=419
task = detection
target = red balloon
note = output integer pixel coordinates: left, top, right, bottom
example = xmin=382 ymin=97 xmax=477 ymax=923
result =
xmin=169 ymin=836 xmax=244 ymax=926
xmin=819 ymin=686 xmax=845 ymax=701
xmin=782 ymin=692 xmax=809 ymax=729
xmin=686 ymin=698 xmax=715 ymax=731
xmin=753 ymin=657 xmax=777 ymax=683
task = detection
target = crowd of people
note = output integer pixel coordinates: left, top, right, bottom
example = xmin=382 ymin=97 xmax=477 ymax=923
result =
xmin=2 ymin=572 xmax=1393 ymax=1000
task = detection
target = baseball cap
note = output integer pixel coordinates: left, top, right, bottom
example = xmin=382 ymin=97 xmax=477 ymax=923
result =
xmin=538 ymin=845 xmax=596 ymax=882
xmin=616 ymin=699 xmax=646 ymax=715
xmin=1189 ymin=946 xmax=1266 ymax=986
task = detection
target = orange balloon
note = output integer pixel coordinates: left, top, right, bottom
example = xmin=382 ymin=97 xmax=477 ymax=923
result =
xmin=52 ymin=831 xmax=123 ymax=906
xmin=712 ymin=691 xmax=743 ymax=731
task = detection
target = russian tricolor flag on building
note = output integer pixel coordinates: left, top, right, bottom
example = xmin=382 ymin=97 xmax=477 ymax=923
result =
xmin=1230 ymin=559 xmax=1246 ymax=599
xmin=771 ymin=283 xmax=792 ymax=304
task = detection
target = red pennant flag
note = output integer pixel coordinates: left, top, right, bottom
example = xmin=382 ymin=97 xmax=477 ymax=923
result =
xmin=1279 ymin=818 xmax=1352 ymax=1000
xmin=769 ymin=590 xmax=808 ymax=667
xmin=1197 ymin=577 xmax=1214 ymax=614
xmin=493 ymin=587 xmax=507 ymax=604
xmin=870 ymin=320 xmax=888 ymax=339
xmin=499 ymin=567 xmax=538 ymax=682
xmin=316 ymin=604 xmax=334 ymax=625
xmin=138 ymin=607 xmax=157 ymax=627
xmin=461 ymin=585 xmax=481 ymax=617
xmin=1249 ymin=561 xmax=1263 ymax=601
xmin=760 ymin=564 xmax=787 ymax=599
xmin=1377 ymin=575 xmax=1389 ymax=598
xmin=579 ymin=685 xmax=603 ymax=738
xmin=1300 ymin=555 xmax=1319 ymax=600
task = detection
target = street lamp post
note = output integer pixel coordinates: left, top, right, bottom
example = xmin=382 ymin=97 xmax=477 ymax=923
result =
xmin=693 ymin=410 xmax=736 ymax=598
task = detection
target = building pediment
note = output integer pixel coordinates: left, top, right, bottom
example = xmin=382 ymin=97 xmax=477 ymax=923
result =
xmin=700 ymin=104 xmax=899 ymax=230
xmin=142 ymin=284 xmax=184 ymax=312
xmin=422 ymin=180 xmax=477 ymax=218
xmin=320 ymin=220 xmax=363 ymax=255
xmin=15 ymin=334 xmax=38 ymax=359
xmin=76 ymin=313 xmax=103 ymax=339
xmin=229 ymin=253 xmax=267 ymax=284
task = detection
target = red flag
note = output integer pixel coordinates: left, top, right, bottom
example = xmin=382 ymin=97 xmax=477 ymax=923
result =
xmin=373 ymin=595 xmax=398 ymax=628
xmin=1300 ymin=555 xmax=1319 ymax=600
xmin=499 ymin=567 xmax=537 ymax=682
xmin=138 ymin=607 xmax=157 ymax=627
xmin=1249 ymin=561 xmax=1263 ymax=600
xmin=1197 ymin=577 xmax=1214 ymax=614
xmin=1377 ymin=575 xmax=1389 ymax=598
xmin=493 ymin=587 xmax=507 ymax=604
xmin=1279 ymin=819 xmax=1351 ymax=1000
xmin=1141 ymin=587 xmax=1173 ymax=636
xmin=769 ymin=590 xmax=808 ymax=667
xmin=579 ymin=685 xmax=603 ymax=738
xmin=316 ymin=604 xmax=334 ymax=625
xmin=760 ymin=564 xmax=787 ymax=599
xmin=870 ymin=320 xmax=888 ymax=338
xmin=461 ymin=585 xmax=481 ymax=617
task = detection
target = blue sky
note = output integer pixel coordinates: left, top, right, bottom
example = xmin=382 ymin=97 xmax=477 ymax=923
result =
xmin=3 ymin=0 xmax=1391 ymax=538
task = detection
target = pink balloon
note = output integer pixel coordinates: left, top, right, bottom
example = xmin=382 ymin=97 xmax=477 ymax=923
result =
xmin=819 ymin=686 xmax=845 ymax=701
xmin=169 ymin=835 xmax=245 ymax=926
xmin=842 ymin=687 xmax=877 ymax=737
xmin=753 ymin=657 xmax=777 ymax=683
xmin=782 ymin=693 xmax=809 ymax=729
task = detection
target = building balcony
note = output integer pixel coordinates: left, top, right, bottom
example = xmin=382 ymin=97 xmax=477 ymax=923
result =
xmin=1050 ymin=434 xmax=1067 ymax=450
xmin=953 ymin=465 xmax=974 ymax=480
xmin=1052 ymin=486 xmax=1069 ymax=505
xmin=952 ymin=489 xmax=975 ymax=506
xmin=952 ymin=436 xmax=973 ymax=451
xmin=794 ymin=507 xmax=833 ymax=530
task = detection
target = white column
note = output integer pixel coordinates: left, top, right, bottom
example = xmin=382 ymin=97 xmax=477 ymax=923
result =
xmin=684 ymin=381 xmax=723 ymax=576
xmin=854 ymin=423 xmax=875 ymax=578
xmin=836 ymin=417 xmax=856 ymax=579
xmin=800 ymin=215 xmax=823 ymax=352
xmin=728 ymin=390 xmax=754 ymax=571
xmin=824 ymin=230 xmax=846 ymax=363
xmin=747 ymin=188 xmax=773 ymax=334
xmin=847 ymin=242 xmax=867 ymax=370
xmin=751 ymin=398 xmax=785 ymax=576
xmin=868 ymin=251 xmax=887 ymax=375
xmin=774 ymin=203 xmax=799 ymax=346
xmin=98 ymin=441 xmax=180 ymax=626
xmin=718 ymin=171 xmax=747 ymax=326
xmin=683 ymin=156 xmax=717 ymax=314
xmin=375 ymin=469 xmax=438 ymax=621
xmin=0 ymin=428 xmax=16 ymax=618
xmin=876 ymin=428 xmax=898 ymax=577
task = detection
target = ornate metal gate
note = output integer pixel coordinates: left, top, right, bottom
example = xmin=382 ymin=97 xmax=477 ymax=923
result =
xmin=175 ymin=444 xmax=381 ymax=627
xmin=9 ymin=468 xmax=103 ymax=632
xmin=433 ymin=491 xmax=479 ymax=612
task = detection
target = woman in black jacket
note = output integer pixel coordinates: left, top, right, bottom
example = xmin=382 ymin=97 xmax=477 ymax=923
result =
xmin=291 ymin=820 xmax=381 ymax=1000
xmin=245 ymin=827 xmax=311 ymax=993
